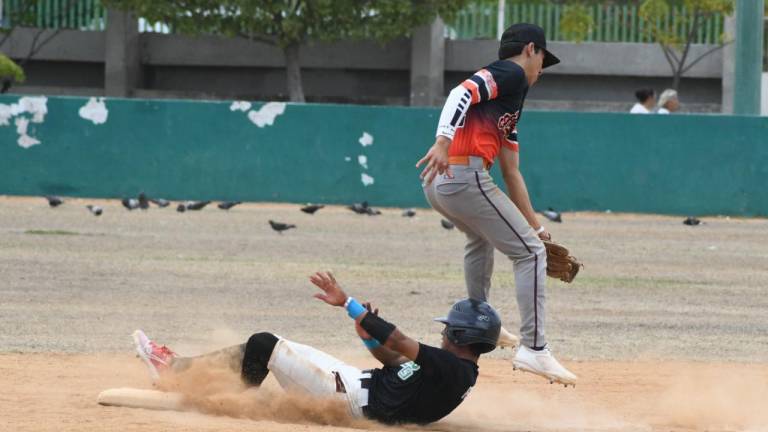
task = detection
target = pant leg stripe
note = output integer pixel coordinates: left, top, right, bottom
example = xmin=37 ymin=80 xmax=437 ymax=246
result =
xmin=474 ymin=171 xmax=539 ymax=347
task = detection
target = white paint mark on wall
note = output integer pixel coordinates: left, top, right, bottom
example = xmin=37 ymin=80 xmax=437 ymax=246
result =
xmin=14 ymin=96 xmax=48 ymax=123
xmin=361 ymin=173 xmax=375 ymax=187
xmin=357 ymin=155 xmax=368 ymax=169
xmin=344 ymin=156 xmax=352 ymax=162
xmin=0 ymin=104 xmax=12 ymax=126
xmin=247 ymin=102 xmax=286 ymax=127
xmin=0 ymin=96 xmax=48 ymax=148
xmin=78 ymin=97 xmax=109 ymax=125
xmin=15 ymin=117 xmax=40 ymax=148
xmin=359 ymin=132 xmax=373 ymax=147
xmin=230 ymin=101 xmax=252 ymax=112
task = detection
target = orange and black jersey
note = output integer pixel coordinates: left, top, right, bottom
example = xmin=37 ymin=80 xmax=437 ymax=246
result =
xmin=435 ymin=60 xmax=529 ymax=166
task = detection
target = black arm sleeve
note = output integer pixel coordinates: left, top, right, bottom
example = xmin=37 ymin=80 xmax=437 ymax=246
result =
xmin=360 ymin=313 xmax=396 ymax=344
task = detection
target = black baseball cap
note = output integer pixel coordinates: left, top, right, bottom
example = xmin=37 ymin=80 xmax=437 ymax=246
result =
xmin=498 ymin=23 xmax=560 ymax=69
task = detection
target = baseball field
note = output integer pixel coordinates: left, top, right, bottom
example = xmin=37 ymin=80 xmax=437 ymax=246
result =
xmin=2 ymin=195 xmax=767 ymax=432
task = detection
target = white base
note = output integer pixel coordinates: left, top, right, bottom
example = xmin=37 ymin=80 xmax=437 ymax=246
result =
xmin=97 ymin=388 xmax=186 ymax=411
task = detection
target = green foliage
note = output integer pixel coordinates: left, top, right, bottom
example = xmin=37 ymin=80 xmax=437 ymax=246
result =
xmin=639 ymin=0 xmax=733 ymax=46
xmin=104 ymin=0 xmax=471 ymax=47
xmin=559 ymin=4 xmax=593 ymax=43
xmin=0 ymin=54 xmax=26 ymax=83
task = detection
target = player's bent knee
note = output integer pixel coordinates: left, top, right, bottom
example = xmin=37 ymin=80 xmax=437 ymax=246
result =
xmin=241 ymin=332 xmax=278 ymax=386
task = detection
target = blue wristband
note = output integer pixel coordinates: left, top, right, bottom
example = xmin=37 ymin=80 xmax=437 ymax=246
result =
xmin=362 ymin=338 xmax=381 ymax=349
xmin=345 ymin=297 xmax=366 ymax=319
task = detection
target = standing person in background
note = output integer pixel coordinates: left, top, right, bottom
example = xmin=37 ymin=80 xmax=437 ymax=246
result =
xmin=415 ymin=23 xmax=577 ymax=387
xmin=630 ymin=88 xmax=656 ymax=114
xmin=657 ymin=89 xmax=680 ymax=114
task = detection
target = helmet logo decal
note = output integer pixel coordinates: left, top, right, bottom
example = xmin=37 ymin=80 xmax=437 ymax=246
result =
xmin=478 ymin=315 xmax=489 ymax=321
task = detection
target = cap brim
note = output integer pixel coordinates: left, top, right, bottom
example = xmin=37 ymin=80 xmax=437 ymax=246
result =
xmin=542 ymin=48 xmax=560 ymax=69
xmin=434 ymin=317 xmax=449 ymax=324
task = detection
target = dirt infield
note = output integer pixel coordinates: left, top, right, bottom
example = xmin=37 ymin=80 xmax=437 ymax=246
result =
xmin=1 ymin=196 xmax=767 ymax=431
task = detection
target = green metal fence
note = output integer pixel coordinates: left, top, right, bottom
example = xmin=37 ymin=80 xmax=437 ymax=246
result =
xmin=449 ymin=1 xmax=724 ymax=44
xmin=0 ymin=0 xmax=106 ymax=30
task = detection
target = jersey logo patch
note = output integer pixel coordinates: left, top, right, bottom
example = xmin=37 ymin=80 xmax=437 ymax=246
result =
xmin=497 ymin=111 xmax=520 ymax=137
xmin=397 ymin=361 xmax=421 ymax=381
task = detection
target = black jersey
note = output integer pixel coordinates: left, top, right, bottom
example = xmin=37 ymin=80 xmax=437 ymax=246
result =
xmin=437 ymin=59 xmax=529 ymax=164
xmin=362 ymin=343 xmax=478 ymax=425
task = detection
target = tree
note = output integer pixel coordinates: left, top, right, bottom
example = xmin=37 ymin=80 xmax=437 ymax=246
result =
xmin=104 ymin=0 xmax=471 ymax=102
xmin=639 ymin=0 xmax=734 ymax=90
xmin=0 ymin=0 xmax=82 ymax=93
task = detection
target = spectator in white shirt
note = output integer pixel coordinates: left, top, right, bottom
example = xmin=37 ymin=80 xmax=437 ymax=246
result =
xmin=630 ymin=88 xmax=655 ymax=114
xmin=657 ymin=89 xmax=679 ymax=114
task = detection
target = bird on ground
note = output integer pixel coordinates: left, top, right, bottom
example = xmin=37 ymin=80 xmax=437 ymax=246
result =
xmin=269 ymin=220 xmax=296 ymax=233
xmin=301 ymin=204 xmax=325 ymax=214
xmin=218 ymin=201 xmax=242 ymax=210
xmin=541 ymin=207 xmax=562 ymax=223
xmin=86 ymin=205 xmax=102 ymax=216
xmin=683 ymin=216 xmax=701 ymax=226
xmin=176 ymin=204 xmax=186 ymax=212
xmin=122 ymin=198 xmax=140 ymax=210
xmin=150 ymin=198 xmax=170 ymax=208
xmin=45 ymin=196 xmax=63 ymax=207
xmin=366 ymin=207 xmax=382 ymax=216
xmin=402 ymin=208 xmax=416 ymax=217
xmin=441 ymin=219 xmax=455 ymax=230
xmin=185 ymin=201 xmax=211 ymax=211
xmin=348 ymin=201 xmax=370 ymax=215
xmin=138 ymin=192 xmax=150 ymax=210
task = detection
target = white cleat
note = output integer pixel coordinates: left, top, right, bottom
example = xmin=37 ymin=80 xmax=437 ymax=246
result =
xmin=497 ymin=326 xmax=520 ymax=349
xmin=512 ymin=345 xmax=577 ymax=387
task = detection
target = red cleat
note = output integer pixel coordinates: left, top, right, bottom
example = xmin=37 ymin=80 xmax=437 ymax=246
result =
xmin=132 ymin=329 xmax=176 ymax=382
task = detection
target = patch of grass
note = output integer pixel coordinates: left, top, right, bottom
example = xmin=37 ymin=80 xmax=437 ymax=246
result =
xmin=25 ymin=229 xmax=80 ymax=236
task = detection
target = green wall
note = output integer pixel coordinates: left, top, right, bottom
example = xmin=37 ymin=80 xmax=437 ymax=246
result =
xmin=1 ymin=95 xmax=767 ymax=215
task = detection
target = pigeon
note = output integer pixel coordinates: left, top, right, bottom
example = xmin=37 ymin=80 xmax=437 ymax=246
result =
xmin=683 ymin=216 xmax=701 ymax=226
xmin=86 ymin=205 xmax=102 ymax=216
xmin=269 ymin=220 xmax=296 ymax=233
xmin=402 ymin=208 xmax=416 ymax=218
xmin=366 ymin=207 xmax=382 ymax=216
xmin=138 ymin=192 xmax=150 ymax=210
xmin=301 ymin=204 xmax=325 ymax=214
xmin=45 ymin=196 xmax=63 ymax=207
xmin=441 ymin=219 xmax=455 ymax=230
xmin=541 ymin=207 xmax=562 ymax=223
xmin=122 ymin=198 xmax=140 ymax=210
xmin=176 ymin=204 xmax=186 ymax=212
xmin=185 ymin=201 xmax=210 ymax=211
xmin=150 ymin=198 xmax=170 ymax=208
xmin=348 ymin=201 xmax=370 ymax=215
xmin=218 ymin=201 xmax=242 ymax=210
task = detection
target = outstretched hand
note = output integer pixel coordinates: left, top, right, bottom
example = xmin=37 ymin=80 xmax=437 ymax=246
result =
xmin=309 ymin=271 xmax=348 ymax=307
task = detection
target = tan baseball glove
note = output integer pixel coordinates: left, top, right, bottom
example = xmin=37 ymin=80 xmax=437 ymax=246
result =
xmin=543 ymin=240 xmax=582 ymax=283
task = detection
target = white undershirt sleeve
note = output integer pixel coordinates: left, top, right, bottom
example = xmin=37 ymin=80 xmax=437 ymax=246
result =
xmin=435 ymin=85 xmax=473 ymax=140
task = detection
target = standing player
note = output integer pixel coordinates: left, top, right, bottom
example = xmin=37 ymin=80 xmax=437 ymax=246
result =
xmin=132 ymin=271 xmax=501 ymax=425
xmin=416 ymin=23 xmax=577 ymax=386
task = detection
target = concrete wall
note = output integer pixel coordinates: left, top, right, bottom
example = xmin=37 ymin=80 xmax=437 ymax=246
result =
xmin=2 ymin=95 xmax=766 ymax=215
xmin=1 ymin=26 xmax=724 ymax=111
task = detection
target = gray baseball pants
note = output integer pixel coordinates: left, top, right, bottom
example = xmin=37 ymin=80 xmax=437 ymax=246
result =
xmin=423 ymin=156 xmax=547 ymax=348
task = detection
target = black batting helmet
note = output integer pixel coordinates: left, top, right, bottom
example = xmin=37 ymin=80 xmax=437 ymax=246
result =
xmin=434 ymin=299 xmax=501 ymax=354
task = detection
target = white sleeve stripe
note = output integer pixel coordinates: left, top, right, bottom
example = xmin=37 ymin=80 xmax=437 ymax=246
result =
xmin=436 ymin=86 xmax=472 ymax=139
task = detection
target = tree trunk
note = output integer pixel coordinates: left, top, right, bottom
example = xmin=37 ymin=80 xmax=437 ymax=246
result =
xmin=284 ymin=42 xmax=305 ymax=102
xmin=672 ymin=72 xmax=681 ymax=91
